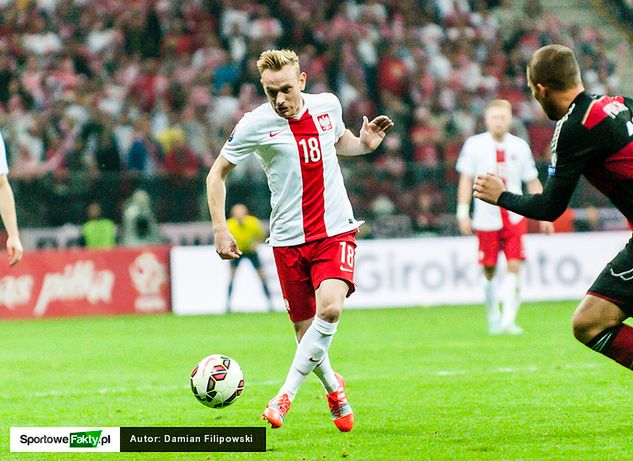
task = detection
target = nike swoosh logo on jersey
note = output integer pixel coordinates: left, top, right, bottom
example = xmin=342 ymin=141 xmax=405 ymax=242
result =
xmin=610 ymin=267 xmax=633 ymax=281
xmin=308 ymin=357 xmax=321 ymax=363
xmin=339 ymin=266 xmax=353 ymax=273
xmin=269 ymin=131 xmax=281 ymax=137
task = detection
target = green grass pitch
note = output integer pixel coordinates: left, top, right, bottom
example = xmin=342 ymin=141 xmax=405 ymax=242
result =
xmin=2 ymin=302 xmax=633 ymax=460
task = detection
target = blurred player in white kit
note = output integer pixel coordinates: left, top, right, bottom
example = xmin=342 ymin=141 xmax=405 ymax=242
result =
xmin=456 ymin=100 xmax=552 ymax=334
xmin=207 ymin=49 xmax=393 ymax=430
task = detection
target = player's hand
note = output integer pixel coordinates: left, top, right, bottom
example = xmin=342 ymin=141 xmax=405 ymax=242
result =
xmin=473 ymin=172 xmax=506 ymax=205
xmin=6 ymin=235 xmax=23 ymax=267
xmin=359 ymin=115 xmax=394 ymax=152
xmin=539 ymin=221 xmax=554 ymax=235
xmin=458 ymin=218 xmax=473 ymax=236
xmin=214 ymin=229 xmax=242 ymax=260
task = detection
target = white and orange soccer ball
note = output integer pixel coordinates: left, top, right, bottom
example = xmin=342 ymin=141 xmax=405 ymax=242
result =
xmin=190 ymin=354 xmax=244 ymax=408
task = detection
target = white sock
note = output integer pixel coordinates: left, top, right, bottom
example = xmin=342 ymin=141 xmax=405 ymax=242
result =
xmin=501 ymin=272 xmax=520 ymax=327
xmin=484 ymin=277 xmax=500 ymax=326
xmin=312 ymin=353 xmax=339 ymax=394
xmin=280 ymin=317 xmax=338 ymax=400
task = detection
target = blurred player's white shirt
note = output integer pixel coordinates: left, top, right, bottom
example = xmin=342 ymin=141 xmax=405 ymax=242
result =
xmin=0 ymin=132 xmax=8 ymax=175
xmin=220 ymin=93 xmax=361 ymax=247
xmin=456 ymin=132 xmax=538 ymax=231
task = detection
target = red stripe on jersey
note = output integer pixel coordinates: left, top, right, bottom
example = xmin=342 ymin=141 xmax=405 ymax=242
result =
xmin=496 ymin=148 xmax=512 ymax=228
xmin=288 ymin=109 xmax=327 ymax=242
xmin=582 ymin=95 xmax=625 ymax=129
xmin=604 ymin=140 xmax=633 ymax=180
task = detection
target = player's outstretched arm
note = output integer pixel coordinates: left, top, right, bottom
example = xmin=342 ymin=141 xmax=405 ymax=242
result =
xmin=207 ymin=156 xmax=242 ymax=260
xmin=526 ymin=178 xmax=554 ymax=234
xmin=335 ymin=115 xmax=394 ymax=156
xmin=456 ymin=172 xmax=474 ymax=235
xmin=0 ymin=175 xmax=23 ymax=266
xmin=473 ymin=172 xmax=577 ymax=222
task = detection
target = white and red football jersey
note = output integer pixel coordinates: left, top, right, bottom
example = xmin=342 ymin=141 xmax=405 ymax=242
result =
xmin=0 ymin=132 xmax=7 ymax=175
xmin=220 ymin=92 xmax=361 ymax=247
xmin=456 ymin=132 xmax=538 ymax=231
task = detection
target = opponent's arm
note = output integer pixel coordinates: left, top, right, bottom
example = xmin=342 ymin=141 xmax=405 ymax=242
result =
xmin=526 ymin=178 xmax=554 ymax=234
xmin=206 ymin=155 xmax=241 ymax=259
xmin=0 ymin=175 xmax=23 ymax=266
xmin=456 ymin=172 xmax=473 ymax=235
xmin=335 ymin=115 xmax=394 ymax=156
xmin=473 ymin=172 xmax=578 ymax=222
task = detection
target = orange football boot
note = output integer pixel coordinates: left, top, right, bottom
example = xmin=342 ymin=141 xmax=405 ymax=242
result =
xmin=326 ymin=372 xmax=354 ymax=432
xmin=262 ymin=393 xmax=292 ymax=429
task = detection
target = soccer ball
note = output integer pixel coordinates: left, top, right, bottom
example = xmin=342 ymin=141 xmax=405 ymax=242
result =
xmin=190 ymin=354 xmax=245 ymax=408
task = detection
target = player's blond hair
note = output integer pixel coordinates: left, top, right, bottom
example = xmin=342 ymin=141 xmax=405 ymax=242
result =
xmin=256 ymin=49 xmax=300 ymax=76
xmin=486 ymin=99 xmax=512 ymax=114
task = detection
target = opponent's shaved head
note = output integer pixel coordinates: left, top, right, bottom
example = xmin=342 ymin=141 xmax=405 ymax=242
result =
xmin=527 ymin=45 xmax=582 ymax=91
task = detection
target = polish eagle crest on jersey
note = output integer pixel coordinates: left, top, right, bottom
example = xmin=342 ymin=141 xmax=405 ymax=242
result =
xmin=317 ymin=113 xmax=332 ymax=132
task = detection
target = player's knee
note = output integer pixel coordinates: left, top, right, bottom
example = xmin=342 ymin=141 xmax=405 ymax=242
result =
xmin=572 ymin=310 xmax=607 ymax=344
xmin=571 ymin=312 xmax=591 ymax=343
xmin=317 ymin=301 xmax=342 ymax=323
xmin=507 ymin=259 xmax=521 ymax=273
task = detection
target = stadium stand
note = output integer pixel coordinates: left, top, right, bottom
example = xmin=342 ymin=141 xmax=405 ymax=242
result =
xmin=0 ymin=0 xmax=628 ymax=236
xmin=615 ymin=0 xmax=633 ymax=23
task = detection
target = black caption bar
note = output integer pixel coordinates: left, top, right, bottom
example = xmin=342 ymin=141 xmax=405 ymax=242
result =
xmin=120 ymin=427 xmax=265 ymax=452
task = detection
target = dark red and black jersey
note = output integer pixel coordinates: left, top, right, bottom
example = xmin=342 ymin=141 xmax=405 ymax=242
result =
xmin=550 ymin=92 xmax=633 ymax=219
xmin=498 ymin=92 xmax=633 ymax=223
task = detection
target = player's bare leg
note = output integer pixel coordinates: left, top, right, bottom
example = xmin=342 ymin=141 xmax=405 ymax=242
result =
xmin=263 ymin=279 xmax=352 ymax=430
xmin=483 ymin=266 xmax=501 ymax=334
xmin=226 ymin=265 xmax=238 ymax=313
xmin=255 ymin=267 xmax=274 ymax=311
xmin=572 ymin=295 xmax=633 ymax=369
xmin=500 ymin=259 xmax=522 ymax=334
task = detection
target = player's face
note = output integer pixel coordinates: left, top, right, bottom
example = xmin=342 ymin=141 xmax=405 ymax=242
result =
xmin=261 ymin=65 xmax=306 ymax=119
xmin=484 ymin=106 xmax=512 ymax=138
xmin=231 ymin=204 xmax=247 ymax=220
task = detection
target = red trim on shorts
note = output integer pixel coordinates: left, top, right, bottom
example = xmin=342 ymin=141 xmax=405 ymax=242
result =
xmin=587 ymin=291 xmax=625 ymax=308
xmin=288 ymin=109 xmax=327 ymax=242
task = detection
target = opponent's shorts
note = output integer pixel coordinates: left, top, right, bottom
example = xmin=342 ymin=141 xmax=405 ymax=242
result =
xmin=476 ymin=218 xmax=527 ymax=267
xmin=272 ymin=229 xmax=357 ymax=323
xmin=588 ymin=235 xmax=633 ymax=316
xmin=230 ymin=251 xmax=261 ymax=269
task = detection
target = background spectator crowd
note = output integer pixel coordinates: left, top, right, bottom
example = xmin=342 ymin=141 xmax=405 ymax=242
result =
xmin=0 ymin=0 xmax=626 ymax=236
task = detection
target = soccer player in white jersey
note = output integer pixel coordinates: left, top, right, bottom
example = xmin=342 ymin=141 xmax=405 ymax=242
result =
xmin=456 ymin=99 xmax=552 ymax=334
xmin=207 ymin=49 xmax=393 ymax=431
xmin=0 ymin=132 xmax=23 ymax=267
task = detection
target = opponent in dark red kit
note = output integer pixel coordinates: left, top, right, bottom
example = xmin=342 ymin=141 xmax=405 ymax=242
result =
xmin=474 ymin=44 xmax=633 ymax=370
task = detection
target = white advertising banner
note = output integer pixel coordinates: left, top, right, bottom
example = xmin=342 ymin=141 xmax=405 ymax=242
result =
xmin=171 ymin=231 xmax=631 ymax=315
